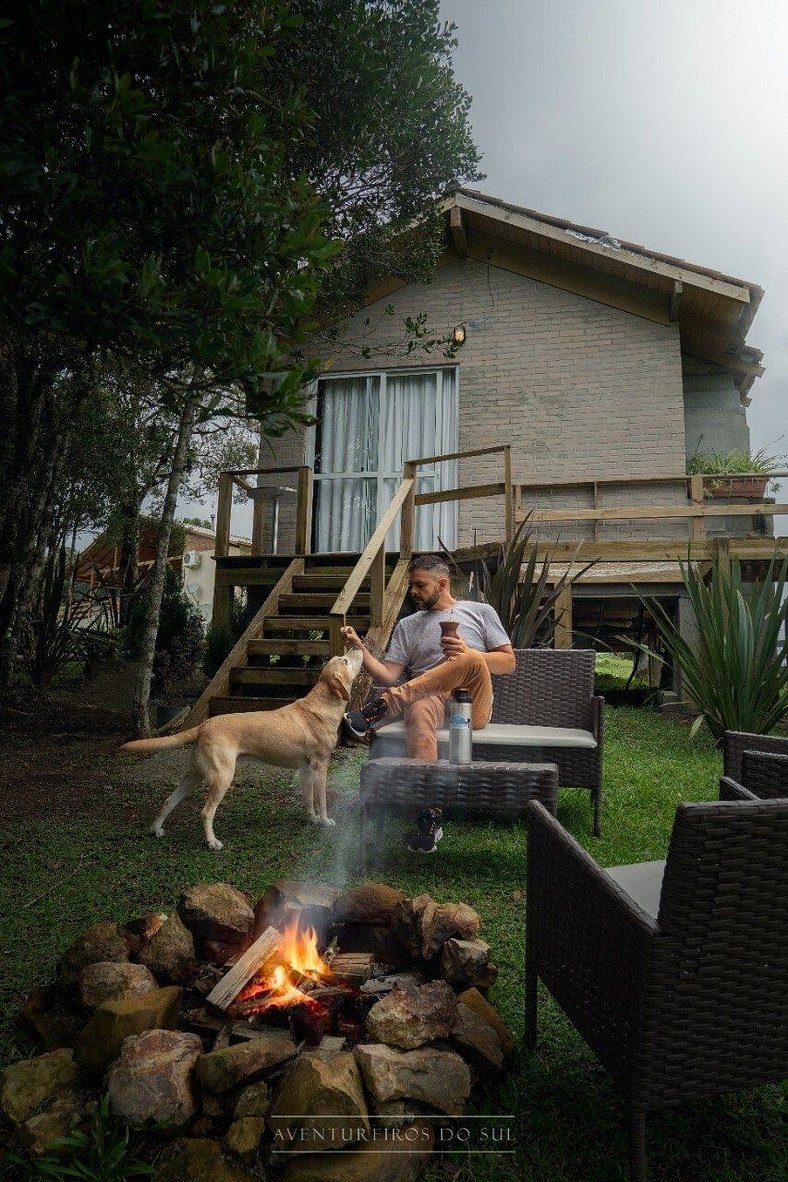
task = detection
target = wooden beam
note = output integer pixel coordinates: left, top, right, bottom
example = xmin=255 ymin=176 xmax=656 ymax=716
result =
xmin=295 ymin=466 xmax=314 ymax=555
xmin=400 ymin=463 xmax=416 ymax=560
xmin=503 ymin=446 xmax=514 ymax=544
xmin=669 ymin=279 xmax=683 ymax=322
xmin=467 ymin=234 xmax=672 ymax=327
xmin=184 ymin=559 xmax=303 ymax=727
xmin=450 ymin=206 xmax=468 ymax=258
xmin=553 ymin=584 xmax=573 ymax=649
xmin=531 ymin=538 xmax=788 ymax=563
xmin=407 ymin=443 xmax=508 ymax=467
xmin=416 ymin=482 xmax=505 ymax=505
xmin=521 ymin=502 xmax=788 ymax=524
xmin=688 ymin=474 xmax=705 ymax=541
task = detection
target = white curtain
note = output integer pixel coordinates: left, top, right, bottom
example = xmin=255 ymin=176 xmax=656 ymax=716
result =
xmin=313 ymin=369 xmax=458 ymax=552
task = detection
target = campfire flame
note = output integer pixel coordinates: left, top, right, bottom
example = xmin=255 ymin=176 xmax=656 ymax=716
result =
xmin=235 ymin=918 xmax=331 ymax=1015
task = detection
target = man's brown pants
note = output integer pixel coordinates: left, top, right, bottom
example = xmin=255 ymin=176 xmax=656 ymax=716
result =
xmin=380 ymin=650 xmax=494 ymax=761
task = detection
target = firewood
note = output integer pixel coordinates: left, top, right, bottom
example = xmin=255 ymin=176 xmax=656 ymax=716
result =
xmin=330 ymin=952 xmax=374 ymax=985
xmin=206 ymin=926 xmax=281 ymax=1011
xmin=212 ymin=1023 xmax=233 ymax=1051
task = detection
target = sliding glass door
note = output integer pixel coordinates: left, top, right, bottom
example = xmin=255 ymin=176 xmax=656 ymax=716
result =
xmin=310 ymin=368 xmax=458 ymax=552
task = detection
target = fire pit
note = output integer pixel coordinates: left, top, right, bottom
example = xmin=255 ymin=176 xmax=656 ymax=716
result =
xmin=3 ymin=880 xmax=515 ymax=1178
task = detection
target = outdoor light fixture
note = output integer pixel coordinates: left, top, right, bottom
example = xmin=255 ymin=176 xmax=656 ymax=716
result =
xmin=452 ymin=324 xmax=466 ymax=345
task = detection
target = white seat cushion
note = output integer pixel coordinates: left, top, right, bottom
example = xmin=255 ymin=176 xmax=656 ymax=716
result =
xmin=372 ymin=721 xmax=597 ymax=749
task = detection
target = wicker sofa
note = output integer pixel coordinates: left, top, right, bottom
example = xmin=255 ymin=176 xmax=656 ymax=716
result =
xmin=722 ymin=729 xmax=788 ymax=795
xmin=369 ymin=647 xmax=604 ymax=834
xmin=525 ymin=790 xmax=788 ymax=1182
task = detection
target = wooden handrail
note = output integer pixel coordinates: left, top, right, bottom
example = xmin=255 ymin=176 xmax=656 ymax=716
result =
xmin=214 ymin=465 xmax=314 ymax=564
xmin=519 ymin=502 xmax=788 ymax=524
xmin=406 ymin=443 xmax=511 ymax=467
xmin=184 ymin=559 xmax=304 ymax=727
xmin=326 ymin=475 xmax=413 ymax=652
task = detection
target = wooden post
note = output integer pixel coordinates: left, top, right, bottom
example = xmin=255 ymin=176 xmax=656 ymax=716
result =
xmin=592 ymin=481 xmax=599 ymax=543
xmin=369 ymin=544 xmax=385 ymax=627
xmin=503 ymin=446 xmax=514 ymax=544
xmin=212 ymin=472 xmax=234 ymax=633
xmin=716 ymin=536 xmax=731 ymax=579
xmin=400 ymin=462 xmax=416 ymax=560
xmin=295 ymin=467 xmax=313 ymax=555
xmin=215 ymin=474 xmax=233 ymax=559
xmin=553 ymin=583 xmax=573 ymax=649
xmin=329 ymin=614 xmax=345 ymax=657
xmin=689 ymin=474 xmax=706 ymax=541
xmin=252 ymin=486 xmax=265 ymax=555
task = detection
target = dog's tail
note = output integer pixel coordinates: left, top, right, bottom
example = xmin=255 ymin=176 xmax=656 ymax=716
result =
xmin=121 ymin=726 xmax=201 ymax=755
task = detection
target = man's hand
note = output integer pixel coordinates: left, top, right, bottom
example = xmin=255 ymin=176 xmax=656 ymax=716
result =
xmin=441 ymin=634 xmax=469 ymax=659
xmin=341 ymin=625 xmax=364 ymax=650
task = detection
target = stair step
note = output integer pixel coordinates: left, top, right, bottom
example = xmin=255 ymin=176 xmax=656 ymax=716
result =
xmin=247 ymin=639 xmax=330 ymax=657
xmin=230 ymin=666 xmax=320 ymax=686
xmin=279 ymin=593 xmax=371 ymax=611
xmin=215 ymin=556 xmax=291 ymax=570
xmin=209 ymin=697 xmax=295 ymax=715
xmin=291 ymin=574 xmax=372 ymax=592
xmin=262 ymin=616 xmax=369 ymax=632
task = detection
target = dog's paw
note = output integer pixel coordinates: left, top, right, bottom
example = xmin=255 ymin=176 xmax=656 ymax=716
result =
xmin=321 ymin=817 xmax=337 ymax=828
xmin=207 ymin=837 xmax=224 ymax=851
xmin=150 ymin=824 xmax=164 ymax=838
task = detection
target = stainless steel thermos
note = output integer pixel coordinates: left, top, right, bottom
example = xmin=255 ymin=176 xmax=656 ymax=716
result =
xmin=448 ymin=688 xmax=473 ymax=763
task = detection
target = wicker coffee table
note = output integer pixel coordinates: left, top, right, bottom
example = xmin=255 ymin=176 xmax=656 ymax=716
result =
xmin=359 ymin=757 xmax=559 ymax=868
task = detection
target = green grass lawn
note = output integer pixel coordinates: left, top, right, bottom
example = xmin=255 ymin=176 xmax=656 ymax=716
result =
xmin=0 ymin=707 xmax=785 ymax=1181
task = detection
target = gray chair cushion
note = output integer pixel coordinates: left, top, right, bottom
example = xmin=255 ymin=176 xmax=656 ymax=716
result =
xmin=370 ymin=720 xmax=597 ymax=758
xmin=604 ymin=860 xmax=666 ymax=920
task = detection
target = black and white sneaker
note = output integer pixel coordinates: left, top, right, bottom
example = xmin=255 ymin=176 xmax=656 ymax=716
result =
xmin=342 ymin=696 xmax=388 ymax=741
xmin=407 ymin=807 xmax=444 ymax=854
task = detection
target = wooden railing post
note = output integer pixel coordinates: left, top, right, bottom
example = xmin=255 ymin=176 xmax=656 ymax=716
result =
xmin=689 ymin=474 xmax=706 ymax=540
xmin=553 ymin=583 xmax=573 ymax=649
xmin=215 ymin=473 xmax=233 ymax=559
xmin=251 ymin=487 xmax=265 ymax=556
xmin=503 ymin=446 xmax=514 ymax=544
xmin=212 ymin=472 xmax=234 ymax=632
xmin=400 ymin=461 xmax=416 ymax=559
xmin=369 ymin=545 xmax=385 ymax=626
xmin=295 ymin=466 xmax=313 ymax=555
xmin=329 ymin=614 xmax=345 ymax=657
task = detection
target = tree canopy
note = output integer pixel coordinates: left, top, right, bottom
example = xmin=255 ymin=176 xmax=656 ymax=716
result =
xmin=0 ymin=0 xmax=481 ymax=691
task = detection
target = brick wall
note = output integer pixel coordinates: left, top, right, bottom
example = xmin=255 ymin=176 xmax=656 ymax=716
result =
xmin=262 ymin=255 xmax=689 ymax=548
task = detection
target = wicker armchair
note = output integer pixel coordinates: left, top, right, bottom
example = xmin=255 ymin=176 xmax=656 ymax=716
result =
xmin=722 ymin=730 xmax=788 ymax=798
xmin=525 ymin=795 xmax=788 ymax=1182
xmin=370 ymin=648 xmax=604 ymax=834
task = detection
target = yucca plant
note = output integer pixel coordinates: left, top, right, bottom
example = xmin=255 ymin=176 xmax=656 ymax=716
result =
xmin=642 ymin=552 xmax=788 ymax=741
xmin=443 ymin=516 xmax=595 ymax=648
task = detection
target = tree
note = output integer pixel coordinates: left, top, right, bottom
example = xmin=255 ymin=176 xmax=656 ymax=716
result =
xmin=275 ymin=0 xmax=483 ymax=319
xmin=0 ymin=0 xmax=335 ymax=687
xmin=1 ymin=0 xmax=482 ymax=721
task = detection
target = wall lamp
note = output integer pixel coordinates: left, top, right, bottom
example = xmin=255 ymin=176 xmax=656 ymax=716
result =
xmin=452 ymin=324 xmax=467 ymax=346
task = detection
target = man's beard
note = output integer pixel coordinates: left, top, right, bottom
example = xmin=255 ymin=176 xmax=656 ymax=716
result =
xmin=414 ymin=590 xmax=441 ymax=610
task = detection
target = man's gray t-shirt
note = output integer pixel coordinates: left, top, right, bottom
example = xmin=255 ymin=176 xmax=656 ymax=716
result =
xmin=385 ymin=602 xmax=510 ymax=677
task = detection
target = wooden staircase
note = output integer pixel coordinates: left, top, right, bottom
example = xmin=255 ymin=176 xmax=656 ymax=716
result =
xmin=191 ymin=554 xmax=405 ymax=721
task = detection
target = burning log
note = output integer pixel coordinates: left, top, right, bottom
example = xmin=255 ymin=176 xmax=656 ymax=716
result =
xmin=329 ymin=952 xmax=374 ymax=986
xmin=206 ymin=926 xmax=281 ymax=1012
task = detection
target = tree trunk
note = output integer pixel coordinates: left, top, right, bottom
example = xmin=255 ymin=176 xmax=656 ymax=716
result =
xmin=131 ymin=398 xmax=197 ymax=736
xmin=117 ymin=502 xmax=141 ymax=627
xmin=0 ymin=338 xmax=90 ymax=689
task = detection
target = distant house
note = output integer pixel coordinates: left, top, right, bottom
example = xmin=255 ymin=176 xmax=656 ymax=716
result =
xmin=76 ymin=521 xmax=252 ymax=622
xmin=260 ymin=188 xmax=765 ymax=553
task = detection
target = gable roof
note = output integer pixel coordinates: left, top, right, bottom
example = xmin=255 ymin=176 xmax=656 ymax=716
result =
xmin=440 ymin=190 xmax=764 ymax=402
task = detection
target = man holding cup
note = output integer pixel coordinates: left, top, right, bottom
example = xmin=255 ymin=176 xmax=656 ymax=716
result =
xmin=341 ymin=554 xmax=515 ymax=760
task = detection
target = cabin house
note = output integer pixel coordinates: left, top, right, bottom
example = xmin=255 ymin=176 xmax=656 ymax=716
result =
xmin=192 ymin=191 xmax=782 ymax=722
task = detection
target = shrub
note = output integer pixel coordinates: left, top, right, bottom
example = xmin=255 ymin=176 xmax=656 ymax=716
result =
xmin=120 ymin=567 xmax=204 ymax=689
xmin=201 ymin=593 xmax=247 ymax=678
xmin=642 ymin=553 xmax=788 ymax=741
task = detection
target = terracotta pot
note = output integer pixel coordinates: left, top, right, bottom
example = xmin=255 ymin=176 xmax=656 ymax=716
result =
xmin=701 ymin=475 xmax=768 ymax=499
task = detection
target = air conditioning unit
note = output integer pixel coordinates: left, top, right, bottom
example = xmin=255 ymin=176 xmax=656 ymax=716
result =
xmin=182 ymin=549 xmax=202 ymax=569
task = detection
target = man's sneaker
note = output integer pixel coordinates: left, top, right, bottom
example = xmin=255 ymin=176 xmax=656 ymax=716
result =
xmin=407 ymin=807 xmax=444 ymax=854
xmin=342 ymin=696 xmax=388 ymax=741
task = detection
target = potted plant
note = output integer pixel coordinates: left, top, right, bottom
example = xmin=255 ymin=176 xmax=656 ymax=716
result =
xmin=686 ymin=445 xmax=784 ymax=499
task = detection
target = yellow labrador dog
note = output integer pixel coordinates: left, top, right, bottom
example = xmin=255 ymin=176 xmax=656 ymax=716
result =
xmin=121 ymin=649 xmax=362 ymax=850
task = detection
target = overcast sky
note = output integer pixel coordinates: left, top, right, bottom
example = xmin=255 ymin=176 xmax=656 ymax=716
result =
xmin=440 ymin=0 xmax=788 ymax=476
